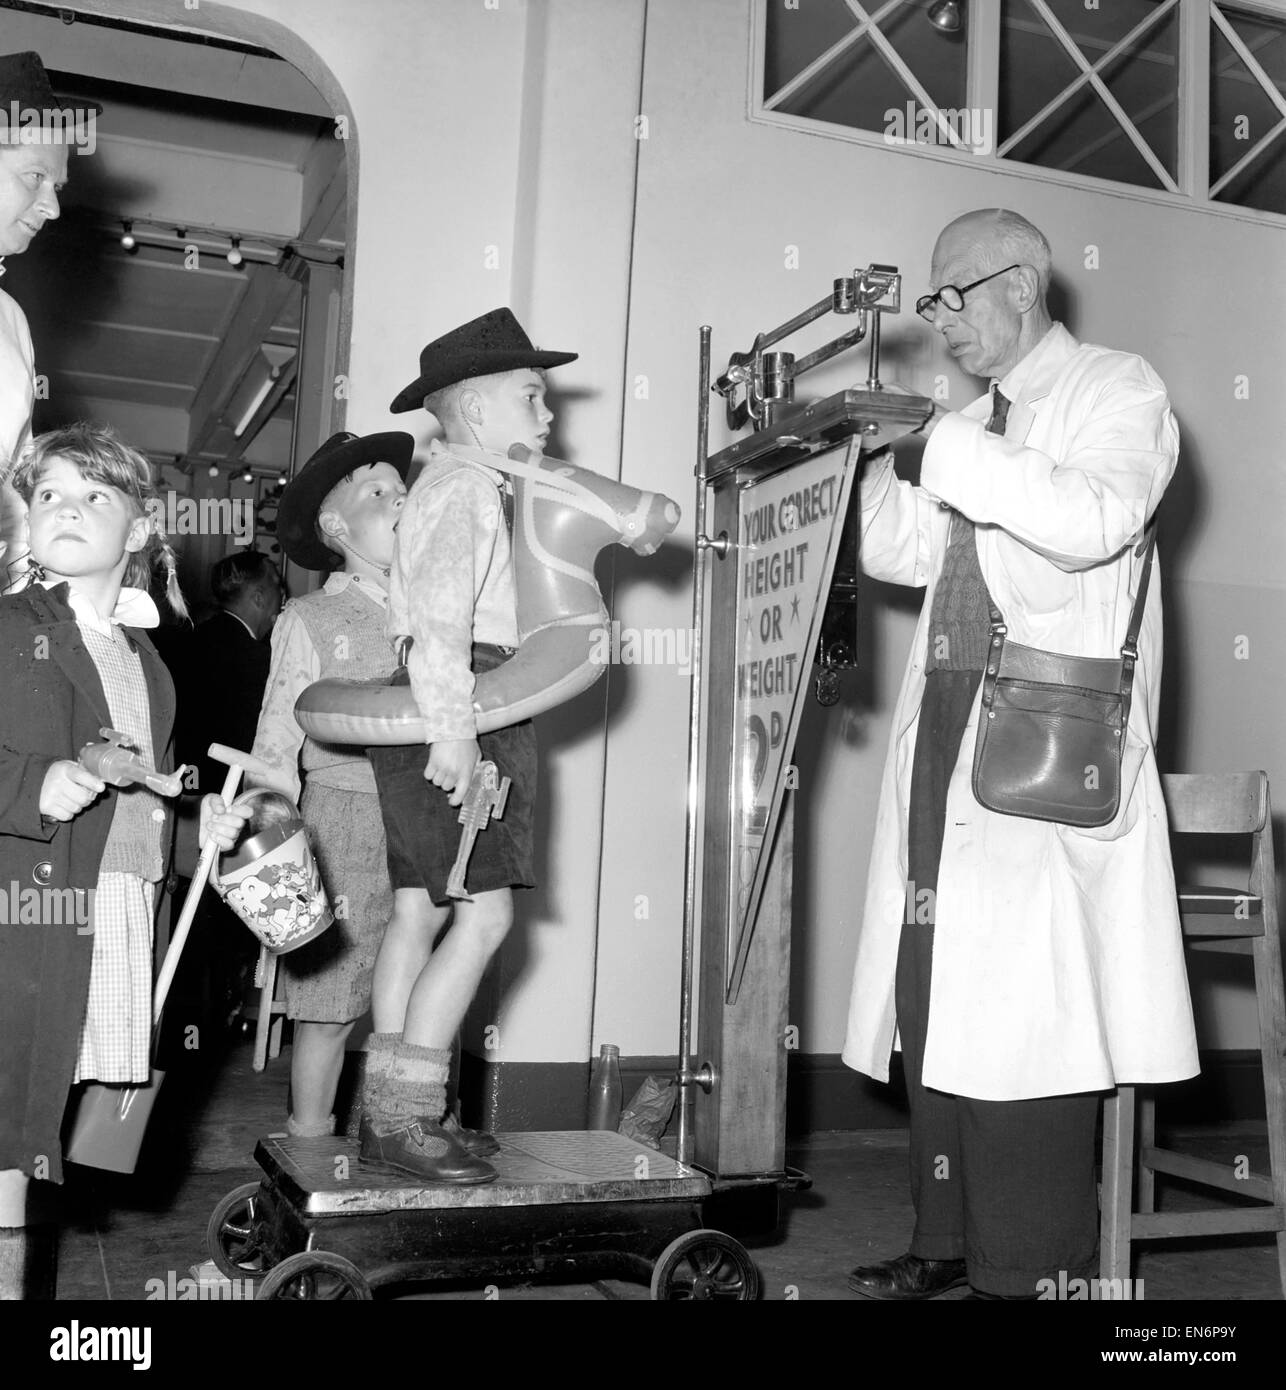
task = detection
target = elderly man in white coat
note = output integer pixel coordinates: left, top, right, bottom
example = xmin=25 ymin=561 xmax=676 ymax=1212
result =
xmin=843 ymin=208 xmax=1198 ymax=1301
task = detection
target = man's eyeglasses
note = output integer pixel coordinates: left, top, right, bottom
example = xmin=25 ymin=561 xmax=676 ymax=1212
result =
xmin=916 ymin=264 xmax=1021 ymax=322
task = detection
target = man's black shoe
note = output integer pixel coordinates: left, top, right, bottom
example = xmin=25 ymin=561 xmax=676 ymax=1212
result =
xmin=847 ymin=1253 xmax=968 ymax=1300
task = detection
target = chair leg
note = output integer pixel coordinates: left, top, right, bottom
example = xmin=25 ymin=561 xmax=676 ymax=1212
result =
xmin=1251 ymin=928 xmax=1286 ymax=1298
xmin=1137 ymin=1094 xmax=1156 ymax=1214
xmin=1100 ymin=1087 xmax=1135 ymax=1283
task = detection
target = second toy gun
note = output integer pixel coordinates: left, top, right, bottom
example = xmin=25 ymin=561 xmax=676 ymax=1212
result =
xmin=78 ymin=727 xmax=188 ymax=798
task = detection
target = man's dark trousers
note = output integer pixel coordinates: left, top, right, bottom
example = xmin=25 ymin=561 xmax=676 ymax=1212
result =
xmin=895 ymin=666 xmax=1100 ymax=1297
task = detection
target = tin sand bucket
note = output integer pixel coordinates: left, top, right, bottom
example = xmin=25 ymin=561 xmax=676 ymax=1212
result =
xmin=212 ymin=788 xmax=333 ymax=954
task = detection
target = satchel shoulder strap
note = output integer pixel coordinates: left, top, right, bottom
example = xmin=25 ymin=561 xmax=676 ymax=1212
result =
xmin=1121 ymin=525 xmax=1156 ymax=660
xmin=981 ymin=523 xmax=1157 ymax=709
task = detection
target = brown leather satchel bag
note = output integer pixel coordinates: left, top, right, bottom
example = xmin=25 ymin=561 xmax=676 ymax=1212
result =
xmin=971 ymin=530 xmax=1155 ymax=828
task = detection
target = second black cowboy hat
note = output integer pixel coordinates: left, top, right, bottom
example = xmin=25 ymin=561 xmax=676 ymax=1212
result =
xmin=0 ymin=51 xmax=102 ymax=132
xmin=389 ymin=307 xmax=577 ymax=415
xmin=277 ymin=431 xmax=414 ymax=571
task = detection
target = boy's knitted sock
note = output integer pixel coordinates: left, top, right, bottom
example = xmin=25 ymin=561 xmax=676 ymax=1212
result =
xmin=342 ymin=1034 xmax=394 ymax=1138
xmin=357 ymin=1031 xmax=400 ymax=1130
xmin=365 ymin=1040 xmax=450 ymax=1136
xmin=362 ymin=1033 xmax=399 ymax=1091
xmin=286 ymin=1113 xmax=334 ymax=1139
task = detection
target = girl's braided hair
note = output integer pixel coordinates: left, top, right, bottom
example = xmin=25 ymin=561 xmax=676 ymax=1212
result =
xmin=11 ymin=421 xmax=189 ymax=620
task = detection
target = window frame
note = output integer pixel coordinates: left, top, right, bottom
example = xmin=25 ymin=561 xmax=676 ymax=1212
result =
xmin=750 ymin=0 xmax=1286 ymax=228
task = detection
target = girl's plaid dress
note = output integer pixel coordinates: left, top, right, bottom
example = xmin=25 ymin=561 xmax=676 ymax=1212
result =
xmin=73 ymin=604 xmax=165 ymax=1084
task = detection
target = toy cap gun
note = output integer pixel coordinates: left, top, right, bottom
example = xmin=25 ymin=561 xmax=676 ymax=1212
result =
xmin=79 ymin=727 xmax=187 ymax=798
xmin=445 ymin=760 xmax=511 ymax=901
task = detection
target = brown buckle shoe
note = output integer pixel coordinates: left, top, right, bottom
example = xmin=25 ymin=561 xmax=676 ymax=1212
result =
xmin=847 ymin=1253 xmax=967 ymax=1300
xmin=359 ymin=1116 xmax=497 ymax=1185
xmin=442 ymin=1111 xmax=501 ymax=1157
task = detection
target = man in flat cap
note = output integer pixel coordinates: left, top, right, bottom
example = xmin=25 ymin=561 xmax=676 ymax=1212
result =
xmin=0 ymin=50 xmax=97 ymax=1298
xmin=0 ymin=52 xmax=96 ymax=588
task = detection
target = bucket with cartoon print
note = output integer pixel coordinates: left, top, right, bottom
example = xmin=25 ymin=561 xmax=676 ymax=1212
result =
xmin=213 ymin=788 xmax=333 ymax=953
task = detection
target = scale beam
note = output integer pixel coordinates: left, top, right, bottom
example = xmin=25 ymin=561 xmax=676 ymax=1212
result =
xmin=680 ymin=266 xmax=932 ymax=1175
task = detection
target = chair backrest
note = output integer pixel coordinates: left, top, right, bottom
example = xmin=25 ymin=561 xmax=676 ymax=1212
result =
xmin=1162 ymin=772 xmax=1269 ymax=836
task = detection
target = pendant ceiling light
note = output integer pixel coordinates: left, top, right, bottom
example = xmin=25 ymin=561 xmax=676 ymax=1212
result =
xmin=928 ymin=0 xmax=964 ymax=33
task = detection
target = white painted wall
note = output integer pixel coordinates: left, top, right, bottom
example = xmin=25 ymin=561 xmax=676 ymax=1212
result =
xmin=610 ymin=0 xmax=1286 ymax=1056
xmin=66 ymin=0 xmax=1283 ymax=1066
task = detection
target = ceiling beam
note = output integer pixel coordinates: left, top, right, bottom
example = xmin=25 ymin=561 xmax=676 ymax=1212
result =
xmin=184 ymin=133 xmax=344 ymax=461
xmin=300 ymin=138 xmax=347 ymax=250
xmin=185 ymin=263 xmax=298 ymax=459
xmin=82 ymin=135 xmax=304 ymax=238
xmin=214 ymin=356 xmax=300 ymax=468
xmin=2 ymin=7 xmax=331 ymax=115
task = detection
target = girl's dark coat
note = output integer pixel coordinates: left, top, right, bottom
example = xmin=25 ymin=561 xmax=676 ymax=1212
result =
xmin=0 ymin=583 xmax=175 ymax=1181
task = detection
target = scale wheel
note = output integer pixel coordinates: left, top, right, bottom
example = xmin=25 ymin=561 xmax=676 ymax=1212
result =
xmin=255 ymin=1251 xmax=373 ymax=1301
xmin=206 ymin=1182 xmax=270 ymax=1280
xmin=650 ymin=1229 xmax=761 ymax=1301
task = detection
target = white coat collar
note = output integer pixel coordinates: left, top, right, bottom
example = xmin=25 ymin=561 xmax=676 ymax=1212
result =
xmin=971 ymin=323 xmax=1079 ymax=444
xmin=997 ymin=323 xmax=1078 ymax=405
xmin=41 ymin=578 xmax=160 ymax=633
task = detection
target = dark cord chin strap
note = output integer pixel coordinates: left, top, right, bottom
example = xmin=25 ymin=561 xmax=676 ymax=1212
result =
xmin=336 ymin=538 xmax=390 ymax=580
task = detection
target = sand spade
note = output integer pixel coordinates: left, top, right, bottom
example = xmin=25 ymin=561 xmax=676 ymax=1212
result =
xmin=64 ymin=744 xmax=272 ymax=1174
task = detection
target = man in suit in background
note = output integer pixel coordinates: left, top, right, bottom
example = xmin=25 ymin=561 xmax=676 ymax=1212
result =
xmin=168 ymin=549 xmax=282 ymax=1032
xmin=175 ymin=549 xmax=282 ymax=791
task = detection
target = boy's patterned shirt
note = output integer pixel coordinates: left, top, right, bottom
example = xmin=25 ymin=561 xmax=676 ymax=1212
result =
xmin=387 ymin=439 xmax=518 ymax=743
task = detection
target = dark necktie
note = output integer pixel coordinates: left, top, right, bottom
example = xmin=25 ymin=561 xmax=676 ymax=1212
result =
xmin=501 ymin=480 xmax=515 ymax=535
xmin=943 ymin=383 xmax=1010 ymax=545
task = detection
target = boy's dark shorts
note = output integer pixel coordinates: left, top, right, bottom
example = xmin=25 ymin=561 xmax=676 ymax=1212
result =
xmin=367 ymin=644 xmax=537 ymax=904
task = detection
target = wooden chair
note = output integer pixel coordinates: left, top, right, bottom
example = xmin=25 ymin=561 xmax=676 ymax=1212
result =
xmin=1100 ymin=772 xmax=1286 ymax=1296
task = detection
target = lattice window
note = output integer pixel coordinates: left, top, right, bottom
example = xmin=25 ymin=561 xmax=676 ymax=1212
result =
xmin=998 ymin=0 xmax=1181 ymax=191
xmin=763 ymin=0 xmax=969 ymax=147
xmin=1210 ymin=3 xmax=1286 ymax=213
xmin=755 ymin=0 xmax=1286 ymax=220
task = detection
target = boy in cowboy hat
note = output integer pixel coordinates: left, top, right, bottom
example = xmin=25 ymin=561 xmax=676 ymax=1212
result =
xmin=248 ymin=431 xmax=413 ymax=1141
xmin=358 ymin=308 xmax=577 ymax=1184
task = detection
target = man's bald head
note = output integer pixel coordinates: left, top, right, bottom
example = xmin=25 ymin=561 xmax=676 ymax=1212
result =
xmin=926 ymin=209 xmax=1054 ymax=381
xmin=933 ymin=209 xmax=1053 ymax=299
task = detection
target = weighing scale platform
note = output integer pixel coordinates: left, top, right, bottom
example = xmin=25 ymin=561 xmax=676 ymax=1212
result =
xmin=256 ymin=1129 xmax=711 ymax=1213
xmin=211 ymin=1129 xmax=789 ymax=1298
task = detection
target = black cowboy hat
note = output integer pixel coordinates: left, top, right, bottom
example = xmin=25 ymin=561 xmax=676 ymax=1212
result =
xmin=0 ymin=52 xmax=102 ymax=133
xmin=277 ymin=431 xmax=413 ymax=571
xmin=389 ymin=307 xmax=577 ymax=415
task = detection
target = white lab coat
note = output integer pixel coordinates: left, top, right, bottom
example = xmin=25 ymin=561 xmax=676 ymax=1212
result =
xmin=841 ymin=324 xmax=1199 ymax=1100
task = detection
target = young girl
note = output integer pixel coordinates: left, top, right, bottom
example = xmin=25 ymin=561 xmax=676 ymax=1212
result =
xmin=0 ymin=422 xmax=243 ymax=1299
